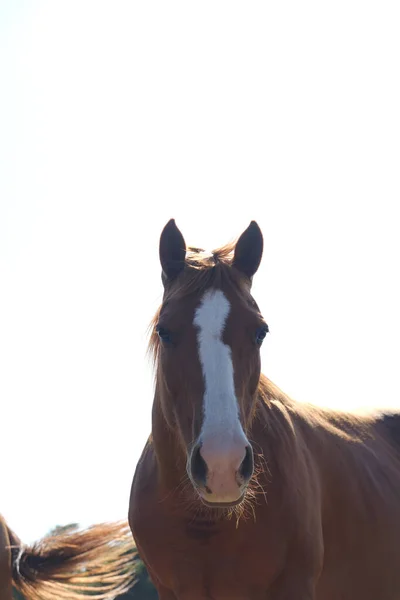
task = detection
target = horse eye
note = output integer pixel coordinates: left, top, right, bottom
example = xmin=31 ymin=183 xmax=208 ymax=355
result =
xmin=156 ymin=325 xmax=172 ymax=344
xmin=255 ymin=325 xmax=269 ymax=346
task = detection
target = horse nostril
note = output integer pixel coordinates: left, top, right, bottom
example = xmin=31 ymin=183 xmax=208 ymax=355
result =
xmin=238 ymin=445 xmax=254 ymax=484
xmin=190 ymin=443 xmax=208 ymax=488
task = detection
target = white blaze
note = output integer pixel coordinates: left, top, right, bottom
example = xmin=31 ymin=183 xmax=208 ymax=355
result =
xmin=193 ymin=288 xmax=246 ymax=444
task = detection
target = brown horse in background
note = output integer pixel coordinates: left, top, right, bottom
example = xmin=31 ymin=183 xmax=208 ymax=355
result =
xmin=129 ymin=219 xmax=400 ymax=599
xmin=0 ymin=514 xmax=136 ymax=600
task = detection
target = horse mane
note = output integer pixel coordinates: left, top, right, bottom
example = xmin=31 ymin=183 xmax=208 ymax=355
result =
xmin=257 ymin=373 xmax=378 ymax=447
xmin=256 ymin=372 xmax=400 ymax=521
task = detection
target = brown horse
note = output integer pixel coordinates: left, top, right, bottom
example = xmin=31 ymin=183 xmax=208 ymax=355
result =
xmin=129 ymin=218 xmax=400 ymax=599
xmin=0 ymin=514 xmax=137 ymax=600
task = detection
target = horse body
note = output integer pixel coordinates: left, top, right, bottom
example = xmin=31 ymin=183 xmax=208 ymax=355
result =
xmin=315 ymin=411 xmax=400 ymax=600
xmin=129 ymin=220 xmax=400 ymax=599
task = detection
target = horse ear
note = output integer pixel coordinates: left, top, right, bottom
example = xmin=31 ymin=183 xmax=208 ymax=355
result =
xmin=159 ymin=219 xmax=186 ymax=283
xmin=232 ymin=221 xmax=263 ymax=279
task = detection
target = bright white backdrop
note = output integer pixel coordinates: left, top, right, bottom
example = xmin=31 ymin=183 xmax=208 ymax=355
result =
xmin=1 ymin=0 xmax=399 ymax=544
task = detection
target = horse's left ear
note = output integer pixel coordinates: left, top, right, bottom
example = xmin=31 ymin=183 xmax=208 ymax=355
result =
xmin=232 ymin=221 xmax=263 ymax=279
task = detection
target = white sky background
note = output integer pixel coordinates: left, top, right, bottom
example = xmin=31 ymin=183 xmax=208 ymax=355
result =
xmin=0 ymin=1 xmax=399 ymax=545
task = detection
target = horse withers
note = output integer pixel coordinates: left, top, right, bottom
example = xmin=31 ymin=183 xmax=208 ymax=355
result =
xmin=129 ymin=219 xmax=400 ymax=599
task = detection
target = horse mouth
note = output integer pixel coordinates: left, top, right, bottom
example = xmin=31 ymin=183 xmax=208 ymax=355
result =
xmin=187 ymin=469 xmax=248 ymax=509
xmin=198 ymin=492 xmax=246 ymax=509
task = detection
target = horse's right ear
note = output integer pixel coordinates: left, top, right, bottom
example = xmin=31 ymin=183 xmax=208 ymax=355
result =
xmin=159 ymin=219 xmax=186 ymax=284
xmin=232 ymin=221 xmax=263 ymax=280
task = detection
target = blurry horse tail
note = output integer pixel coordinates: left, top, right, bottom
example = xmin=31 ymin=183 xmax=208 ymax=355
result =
xmin=7 ymin=519 xmax=137 ymax=600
